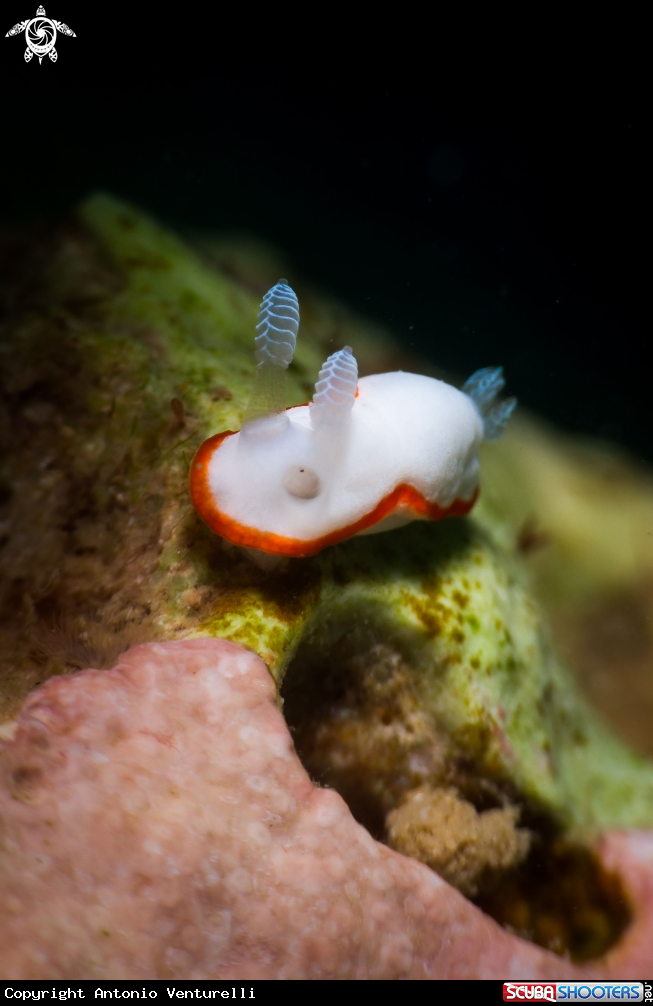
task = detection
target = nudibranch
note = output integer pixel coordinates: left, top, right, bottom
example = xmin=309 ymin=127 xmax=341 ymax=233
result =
xmin=190 ymin=280 xmax=516 ymax=562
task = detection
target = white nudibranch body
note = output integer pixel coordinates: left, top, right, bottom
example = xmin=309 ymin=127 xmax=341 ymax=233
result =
xmin=190 ymin=281 xmax=516 ymax=558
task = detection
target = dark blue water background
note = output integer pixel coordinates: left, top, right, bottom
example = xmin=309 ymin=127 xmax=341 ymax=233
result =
xmin=1 ymin=13 xmax=644 ymax=461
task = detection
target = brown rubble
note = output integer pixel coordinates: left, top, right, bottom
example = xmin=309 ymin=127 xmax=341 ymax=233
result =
xmin=386 ymin=785 xmax=531 ymax=897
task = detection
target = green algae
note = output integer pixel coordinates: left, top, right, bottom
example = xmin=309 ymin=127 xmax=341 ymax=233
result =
xmin=2 ymin=192 xmax=653 ymax=839
xmin=307 ymin=522 xmax=653 ymax=831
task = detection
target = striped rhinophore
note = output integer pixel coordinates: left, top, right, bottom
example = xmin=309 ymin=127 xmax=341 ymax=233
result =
xmin=254 ymin=280 xmax=300 ymax=369
xmin=311 ymin=346 xmax=358 ymax=429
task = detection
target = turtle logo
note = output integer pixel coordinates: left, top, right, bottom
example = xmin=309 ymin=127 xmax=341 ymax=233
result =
xmin=5 ymin=5 xmax=75 ymax=63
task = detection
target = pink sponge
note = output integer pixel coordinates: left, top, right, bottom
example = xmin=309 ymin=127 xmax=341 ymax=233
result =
xmin=0 ymin=639 xmax=651 ymax=979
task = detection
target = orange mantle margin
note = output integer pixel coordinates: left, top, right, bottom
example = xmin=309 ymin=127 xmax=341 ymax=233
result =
xmin=189 ymin=430 xmax=479 ymax=558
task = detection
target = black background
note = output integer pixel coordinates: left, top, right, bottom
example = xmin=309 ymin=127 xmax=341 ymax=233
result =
xmin=1 ymin=5 xmax=646 ymax=459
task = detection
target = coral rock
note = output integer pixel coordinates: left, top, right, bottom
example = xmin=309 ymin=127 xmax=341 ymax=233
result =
xmin=2 ymin=194 xmax=653 ymax=837
xmin=1 ymin=638 xmax=652 ymax=979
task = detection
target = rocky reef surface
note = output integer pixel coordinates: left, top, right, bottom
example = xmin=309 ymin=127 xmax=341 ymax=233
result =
xmin=1 ymin=639 xmax=652 ymax=980
xmin=2 ymin=194 xmax=653 ymax=973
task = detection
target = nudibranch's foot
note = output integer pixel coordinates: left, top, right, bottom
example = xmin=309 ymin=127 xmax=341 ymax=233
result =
xmin=240 ymin=545 xmax=286 ymax=571
xmin=1 ymin=639 xmax=651 ymax=979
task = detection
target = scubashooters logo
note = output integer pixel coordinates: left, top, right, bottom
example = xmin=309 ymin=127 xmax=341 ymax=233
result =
xmin=503 ymin=985 xmax=645 ymax=1002
xmin=5 ymin=5 xmax=75 ymax=63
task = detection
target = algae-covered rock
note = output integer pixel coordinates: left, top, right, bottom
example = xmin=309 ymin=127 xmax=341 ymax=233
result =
xmin=478 ymin=415 xmax=653 ymax=760
xmin=1 ymin=190 xmax=653 ymax=871
xmin=283 ymin=514 xmax=653 ymax=834
xmin=479 ymin=415 xmax=653 ymax=608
